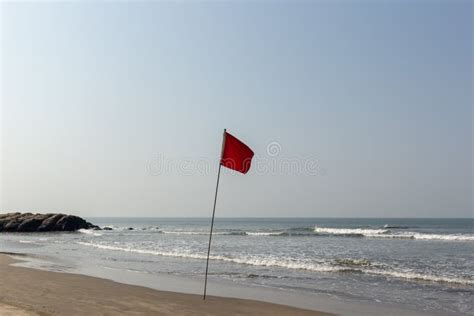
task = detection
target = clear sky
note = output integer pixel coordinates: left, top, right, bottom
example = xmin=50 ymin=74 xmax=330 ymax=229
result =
xmin=1 ymin=1 xmax=472 ymax=218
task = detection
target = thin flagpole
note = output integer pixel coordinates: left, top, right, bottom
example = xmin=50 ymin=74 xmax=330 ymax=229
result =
xmin=203 ymin=128 xmax=226 ymax=300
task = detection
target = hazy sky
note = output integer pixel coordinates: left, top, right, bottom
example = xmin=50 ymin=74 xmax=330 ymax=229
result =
xmin=1 ymin=1 xmax=472 ymax=218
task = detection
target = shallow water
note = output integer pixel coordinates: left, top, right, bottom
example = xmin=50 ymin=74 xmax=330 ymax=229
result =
xmin=1 ymin=218 xmax=473 ymax=315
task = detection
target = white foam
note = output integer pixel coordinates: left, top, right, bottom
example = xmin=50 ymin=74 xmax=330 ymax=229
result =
xmin=159 ymin=230 xmax=207 ymax=235
xmin=314 ymin=226 xmax=474 ymax=241
xmin=246 ymin=231 xmax=285 ymax=236
xmin=369 ymin=269 xmax=474 ymax=285
xmin=406 ymin=232 xmax=474 ymax=241
xmin=76 ymin=241 xmax=473 ymax=285
xmin=78 ymin=229 xmax=103 ymax=236
xmin=18 ymin=240 xmax=35 ymax=244
xmin=159 ymin=230 xmax=235 ymax=235
xmin=314 ymin=227 xmax=389 ymax=236
xmin=362 ymin=232 xmax=474 ymax=241
xmin=76 ymin=241 xmax=339 ymax=272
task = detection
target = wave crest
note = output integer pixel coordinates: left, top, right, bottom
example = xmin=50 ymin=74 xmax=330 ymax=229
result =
xmin=76 ymin=241 xmax=473 ymax=285
xmin=91 ymin=226 xmax=474 ymax=242
xmin=78 ymin=229 xmax=103 ymax=236
xmin=313 ymin=227 xmax=473 ymax=241
xmin=314 ymin=227 xmax=389 ymax=236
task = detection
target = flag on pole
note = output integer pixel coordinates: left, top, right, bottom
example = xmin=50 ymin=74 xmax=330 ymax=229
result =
xmin=203 ymin=129 xmax=254 ymax=300
xmin=221 ymin=132 xmax=254 ymax=174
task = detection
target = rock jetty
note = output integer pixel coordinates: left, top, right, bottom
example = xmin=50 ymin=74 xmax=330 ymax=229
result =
xmin=0 ymin=213 xmax=99 ymax=232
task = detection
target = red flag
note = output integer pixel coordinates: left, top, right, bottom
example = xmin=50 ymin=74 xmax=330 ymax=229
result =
xmin=220 ymin=132 xmax=254 ymax=174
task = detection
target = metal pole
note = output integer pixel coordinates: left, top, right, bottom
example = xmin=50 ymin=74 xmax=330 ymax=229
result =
xmin=203 ymin=129 xmax=226 ymax=300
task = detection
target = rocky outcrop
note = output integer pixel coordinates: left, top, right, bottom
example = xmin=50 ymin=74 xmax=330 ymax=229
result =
xmin=0 ymin=213 xmax=100 ymax=232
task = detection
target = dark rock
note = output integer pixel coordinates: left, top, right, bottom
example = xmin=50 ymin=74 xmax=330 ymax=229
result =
xmin=56 ymin=215 xmax=95 ymax=231
xmin=37 ymin=214 xmax=63 ymax=232
xmin=4 ymin=221 xmax=21 ymax=232
xmin=102 ymin=227 xmax=113 ymax=230
xmin=127 ymin=227 xmax=134 ymax=230
xmin=0 ymin=212 xmax=100 ymax=233
xmin=17 ymin=218 xmax=43 ymax=232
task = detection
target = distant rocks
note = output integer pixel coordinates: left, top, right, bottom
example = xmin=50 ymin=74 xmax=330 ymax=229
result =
xmin=0 ymin=213 xmax=100 ymax=232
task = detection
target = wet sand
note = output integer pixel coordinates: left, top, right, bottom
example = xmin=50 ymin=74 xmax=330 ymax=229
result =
xmin=0 ymin=253 xmax=329 ymax=315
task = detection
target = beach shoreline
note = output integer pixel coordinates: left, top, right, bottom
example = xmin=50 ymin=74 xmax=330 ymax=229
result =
xmin=1 ymin=250 xmax=456 ymax=316
xmin=0 ymin=253 xmax=328 ymax=315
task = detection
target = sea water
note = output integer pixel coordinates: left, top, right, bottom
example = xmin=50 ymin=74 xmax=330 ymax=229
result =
xmin=1 ymin=218 xmax=473 ymax=315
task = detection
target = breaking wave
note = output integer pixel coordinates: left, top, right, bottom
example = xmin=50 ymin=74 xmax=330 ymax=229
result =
xmin=376 ymin=232 xmax=474 ymax=241
xmin=368 ymin=269 xmax=474 ymax=285
xmin=18 ymin=240 xmax=37 ymax=244
xmin=78 ymin=229 xmax=103 ymax=236
xmin=159 ymin=230 xmax=245 ymax=236
xmin=313 ymin=227 xmax=474 ymax=241
xmin=89 ymin=226 xmax=473 ymax=242
xmin=76 ymin=241 xmax=474 ymax=285
xmin=159 ymin=230 xmax=286 ymax=236
xmin=245 ymin=231 xmax=286 ymax=236
xmin=314 ymin=227 xmax=389 ymax=236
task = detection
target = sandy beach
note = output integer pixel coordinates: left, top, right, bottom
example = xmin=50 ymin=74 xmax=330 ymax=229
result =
xmin=0 ymin=253 xmax=328 ymax=315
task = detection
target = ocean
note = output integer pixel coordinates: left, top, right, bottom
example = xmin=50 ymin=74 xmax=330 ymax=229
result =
xmin=1 ymin=218 xmax=473 ymax=315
